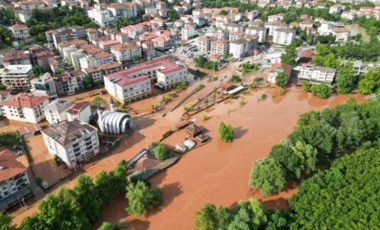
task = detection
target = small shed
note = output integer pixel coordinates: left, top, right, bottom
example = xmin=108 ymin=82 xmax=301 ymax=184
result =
xmin=175 ymin=120 xmax=191 ymax=130
xmin=186 ymin=124 xmax=204 ymax=138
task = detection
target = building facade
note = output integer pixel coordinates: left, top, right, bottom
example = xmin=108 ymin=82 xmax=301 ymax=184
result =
xmin=295 ymin=64 xmax=336 ymax=84
xmin=42 ymin=120 xmax=100 ymax=168
xmin=44 ymin=99 xmax=73 ymax=125
xmin=30 ymin=72 xmax=58 ymax=99
xmin=2 ymin=65 xmax=33 ymax=89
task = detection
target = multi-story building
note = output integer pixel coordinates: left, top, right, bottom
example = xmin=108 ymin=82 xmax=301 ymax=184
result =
xmin=43 ymin=98 xmax=73 ymax=125
xmin=30 ymin=72 xmax=58 ymax=99
xmin=2 ymin=65 xmax=34 ymax=89
xmin=331 ymin=28 xmax=350 ymax=43
xmin=41 ymin=120 xmax=100 ymax=168
xmin=272 ymin=28 xmax=295 ymax=45
xmin=58 ymin=39 xmax=88 ymax=53
xmin=30 ymin=46 xmax=55 ymax=69
xmin=181 ymin=23 xmax=196 ymax=41
xmin=1 ymin=51 xmax=31 ymax=67
xmin=84 ymin=62 xmax=122 ymax=83
xmin=245 ymin=26 xmax=267 ymax=43
xmin=98 ymin=39 xmax=120 ymax=53
xmin=156 ymin=63 xmax=188 ymax=89
xmin=265 ymin=21 xmax=288 ymax=36
xmin=0 ymin=93 xmax=49 ymax=123
xmin=211 ymin=40 xmax=229 ymax=56
xmin=294 ymin=64 xmax=336 ymax=84
xmin=10 ymin=24 xmax=30 ymax=39
xmin=86 ymin=28 xmax=99 ymax=41
xmin=110 ymin=43 xmax=142 ymax=63
xmin=229 ymin=39 xmax=247 ymax=59
xmin=66 ymin=101 xmax=91 ymax=123
xmin=70 ymin=50 xmax=86 ymax=70
xmin=46 ymin=26 xmax=86 ymax=48
xmin=87 ymin=4 xmax=115 ymax=28
xmin=317 ymin=21 xmax=345 ymax=36
xmin=197 ymin=36 xmax=212 ymax=54
xmin=107 ymin=2 xmax=138 ymax=19
xmin=0 ymin=149 xmax=32 ymax=211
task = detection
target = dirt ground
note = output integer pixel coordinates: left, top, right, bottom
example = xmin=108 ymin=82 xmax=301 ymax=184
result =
xmin=10 ymin=86 xmax=365 ymax=229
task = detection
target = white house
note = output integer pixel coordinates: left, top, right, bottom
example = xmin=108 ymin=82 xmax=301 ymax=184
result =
xmin=87 ymin=4 xmax=115 ymax=27
xmin=0 ymin=93 xmax=49 ymax=124
xmin=41 ymin=120 xmax=100 ymax=168
xmin=294 ymin=64 xmax=336 ymax=84
xmin=44 ymin=99 xmax=73 ymax=125
xmin=10 ymin=24 xmax=30 ymax=39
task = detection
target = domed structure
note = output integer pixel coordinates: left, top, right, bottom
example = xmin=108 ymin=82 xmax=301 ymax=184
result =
xmin=97 ymin=99 xmax=133 ymax=134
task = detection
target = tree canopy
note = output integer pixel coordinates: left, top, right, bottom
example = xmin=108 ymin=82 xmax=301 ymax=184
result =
xmin=218 ymin=122 xmax=234 ymax=143
xmin=275 ymin=72 xmax=287 ymax=88
xmin=153 ymin=143 xmax=169 ymax=160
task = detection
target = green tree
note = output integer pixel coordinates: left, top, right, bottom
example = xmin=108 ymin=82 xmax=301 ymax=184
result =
xmin=275 ymin=72 xmax=287 ymax=88
xmin=73 ymin=175 xmax=101 ymax=223
xmin=126 ymin=181 xmax=162 ymax=217
xmin=249 ymin=159 xmax=286 ymax=196
xmin=95 ymin=171 xmax=118 ymax=204
xmin=281 ymin=45 xmax=297 ymax=66
xmin=153 ymin=143 xmax=169 ymax=160
xmin=301 ymin=81 xmax=312 ymax=92
xmin=194 ymin=204 xmax=219 ymax=230
xmin=91 ymin=96 xmax=107 ymax=107
xmin=291 ymin=141 xmax=318 ymax=174
xmin=218 ymin=122 xmax=234 ymax=143
xmin=168 ymin=9 xmax=179 ymax=22
xmin=98 ymin=222 xmax=120 ymax=230
xmin=269 ymin=144 xmax=303 ymax=179
xmin=0 ymin=213 xmax=15 ymax=230
xmin=336 ymin=63 xmax=357 ymax=94
xmin=82 ymin=75 xmax=94 ymax=89
xmin=310 ymin=84 xmax=332 ymax=99
xmin=358 ymin=68 xmax=380 ymax=94
xmin=114 ymin=18 xmax=130 ymax=31
xmin=219 ymin=10 xmax=229 ymax=15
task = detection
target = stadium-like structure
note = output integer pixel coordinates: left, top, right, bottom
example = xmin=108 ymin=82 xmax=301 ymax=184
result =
xmin=97 ymin=98 xmax=133 ymax=134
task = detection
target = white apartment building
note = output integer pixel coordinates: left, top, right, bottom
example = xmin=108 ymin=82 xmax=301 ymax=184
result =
xmin=0 ymin=150 xmax=31 ymax=211
xmin=2 ymin=65 xmax=34 ymax=89
xmin=10 ymin=24 xmax=30 ymax=39
xmin=110 ymin=43 xmax=142 ymax=63
xmin=42 ymin=120 xmax=100 ymax=168
xmin=46 ymin=26 xmax=86 ymax=48
xmin=107 ymin=2 xmax=138 ymax=19
xmin=294 ymin=64 xmax=336 ymax=84
xmin=30 ymin=73 xmax=58 ymax=99
xmin=181 ymin=24 xmax=196 ymax=41
xmin=272 ymin=28 xmax=295 ymax=45
xmin=317 ymin=21 xmax=345 ymax=36
xmin=79 ymin=53 xmax=114 ymax=69
xmin=44 ymin=99 xmax=73 ymax=125
xmin=70 ymin=50 xmax=86 ymax=70
xmin=0 ymin=93 xmax=49 ymax=124
xmin=245 ymin=26 xmax=267 ymax=43
xmin=66 ymin=101 xmax=92 ymax=123
xmin=87 ymin=4 xmax=115 ymax=27
xmin=229 ymin=39 xmax=247 ymax=59
xmin=265 ymin=22 xmax=288 ymax=36
xmin=156 ymin=64 xmax=188 ymax=89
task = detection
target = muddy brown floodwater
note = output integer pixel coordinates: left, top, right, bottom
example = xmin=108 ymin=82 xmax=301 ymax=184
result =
xmin=93 ymin=89 xmax=365 ymax=230
xmin=12 ymin=88 xmax=365 ymax=230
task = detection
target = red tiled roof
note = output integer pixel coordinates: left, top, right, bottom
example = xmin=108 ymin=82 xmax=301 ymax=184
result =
xmin=0 ymin=150 xmax=27 ymax=183
xmin=2 ymin=50 xmax=29 ymax=62
xmin=0 ymin=93 xmax=48 ymax=109
xmin=67 ymin=101 xmax=90 ymax=115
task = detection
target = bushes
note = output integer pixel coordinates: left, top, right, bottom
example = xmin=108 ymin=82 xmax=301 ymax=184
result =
xmin=195 ymin=56 xmax=218 ymax=70
xmin=301 ymin=82 xmax=332 ymax=99
xmin=153 ymin=144 xmax=169 ymax=160
xmin=249 ymin=100 xmax=380 ymax=196
xmin=126 ymin=181 xmax=163 ymax=217
xmin=218 ymin=122 xmax=234 ymax=143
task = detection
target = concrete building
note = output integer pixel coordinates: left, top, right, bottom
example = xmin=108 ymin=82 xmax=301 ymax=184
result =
xmin=229 ymin=39 xmax=247 ymax=59
xmin=294 ymin=64 xmax=336 ymax=84
xmin=10 ymin=24 xmax=30 ymax=39
xmin=272 ymin=28 xmax=295 ymax=45
xmin=331 ymin=28 xmax=350 ymax=43
xmin=107 ymin=2 xmax=138 ymax=19
xmin=0 ymin=93 xmax=49 ymax=123
xmin=197 ymin=36 xmax=212 ymax=54
xmin=245 ymin=26 xmax=267 ymax=43
xmin=30 ymin=46 xmax=55 ymax=69
xmin=30 ymin=72 xmax=58 ymax=99
xmin=317 ymin=21 xmax=345 ymax=36
xmin=211 ymin=40 xmax=229 ymax=56
xmin=46 ymin=26 xmax=86 ymax=48
xmin=97 ymin=99 xmax=133 ymax=134
xmin=44 ymin=99 xmax=73 ymax=125
xmin=110 ymin=43 xmax=142 ymax=63
xmin=1 ymin=51 xmax=31 ymax=67
xmin=87 ymin=4 xmax=115 ymax=27
xmin=84 ymin=62 xmax=122 ymax=83
xmin=181 ymin=24 xmax=196 ymax=41
xmin=0 ymin=150 xmax=32 ymax=211
xmin=1 ymin=65 xmax=33 ymax=89
xmin=265 ymin=21 xmax=288 ymax=36
xmin=66 ymin=101 xmax=92 ymax=123
xmin=41 ymin=120 xmax=100 ymax=168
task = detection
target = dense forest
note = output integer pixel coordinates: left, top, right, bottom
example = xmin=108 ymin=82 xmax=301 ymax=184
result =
xmin=289 ymin=141 xmax=380 ymax=229
xmin=250 ymin=99 xmax=380 ymax=196
xmin=194 ymin=140 xmax=380 ymax=229
xmin=26 ymin=6 xmax=98 ymax=43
